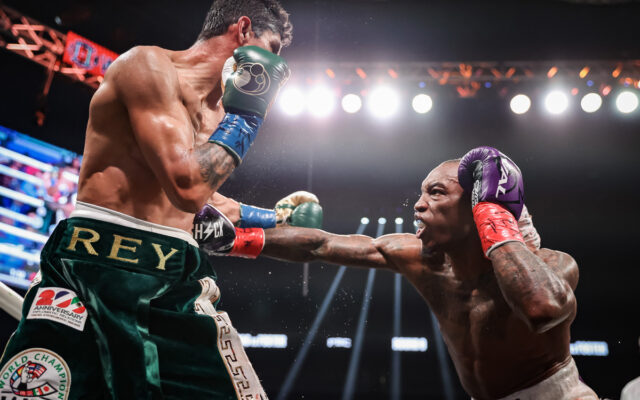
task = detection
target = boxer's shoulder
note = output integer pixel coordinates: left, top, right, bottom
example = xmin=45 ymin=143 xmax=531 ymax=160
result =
xmin=107 ymin=46 xmax=180 ymax=101
xmin=114 ymin=46 xmax=172 ymax=71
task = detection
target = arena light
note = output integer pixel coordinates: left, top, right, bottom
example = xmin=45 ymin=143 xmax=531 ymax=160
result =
xmin=544 ymin=90 xmax=569 ymax=115
xmin=394 ymin=217 xmax=403 ymax=224
xmin=361 ymin=217 xmax=370 ymax=224
xmin=391 ymin=337 xmax=428 ymax=352
xmin=367 ymin=86 xmax=400 ymax=119
xmin=238 ymin=333 xmax=287 ymax=349
xmin=510 ymin=94 xmax=531 ymax=115
xmin=327 ymin=337 xmax=352 ymax=349
xmin=307 ymin=86 xmax=335 ymax=118
xmin=570 ymin=341 xmax=609 ymax=357
xmin=0 ymin=207 xmax=43 ymax=229
xmin=0 ymin=186 xmax=44 ymax=208
xmin=0 ymin=221 xmax=48 ymax=244
xmin=615 ymin=91 xmax=639 ymax=114
xmin=0 ymin=164 xmax=44 ymax=186
xmin=412 ymin=94 xmax=433 ymax=114
xmin=341 ymin=93 xmax=362 ymax=114
xmin=0 ymin=244 xmax=41 ymax=264
xmin=0 ymin=147 xmax=53 ymax=172
xmin=580 ymin=93 xmax=602 ymax=113
xmin=378 ymin=217 xmax=387 ymax=224
xmin=278 ymin=88 xmax=305 ymax=116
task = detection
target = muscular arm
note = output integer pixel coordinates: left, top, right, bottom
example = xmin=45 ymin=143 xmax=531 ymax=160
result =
xmin=112 ymin=47 xmax=235 ymax=213
xmin=207 ymin=192 xmax=241 ymax=224
xmin=263 ymin=226 xmax=423 ymax=272
xmin=489 ymin=243 xmax=577 ymax=333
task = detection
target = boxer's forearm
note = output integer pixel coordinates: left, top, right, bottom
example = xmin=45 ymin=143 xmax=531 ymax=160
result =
xmin=489 ymin=242 xmax=576 ymax=333
xmin=263 ymin=226 xmax=389 ymax=269
xmin=194 ymin=143 xmax=236 ymax=194
xmin=207 ymin=192 xmax=241 ymax=224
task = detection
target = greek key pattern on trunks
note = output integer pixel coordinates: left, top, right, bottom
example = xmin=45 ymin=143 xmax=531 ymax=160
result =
xmin=214 ymin=312 xmax=268 ymax=400
xmin=193 ymin=277 xmax=267 ymax=400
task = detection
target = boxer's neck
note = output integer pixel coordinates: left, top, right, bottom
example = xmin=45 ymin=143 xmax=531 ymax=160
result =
xmin=446 ymin=234 xmax=491 ymax=281
xmin=172 ymin=37 xmax=235 ymax=102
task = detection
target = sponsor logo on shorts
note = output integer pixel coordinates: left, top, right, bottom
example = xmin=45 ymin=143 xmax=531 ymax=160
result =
xmin=26 ymin=288 xmax=87 ymax=332
xmin=0 ymin=348 xmax=71 ymax=400
xmin=232 ymin=62 xmax=271 ymax=96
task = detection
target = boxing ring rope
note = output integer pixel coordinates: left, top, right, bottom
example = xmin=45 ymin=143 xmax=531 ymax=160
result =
xmin=0 ymin=281 xmax=24 ymax=321
xmin=342 ymin=219 xmax=386 ymax=400
xmin=277 ymin=220 xmax=369 ymax=400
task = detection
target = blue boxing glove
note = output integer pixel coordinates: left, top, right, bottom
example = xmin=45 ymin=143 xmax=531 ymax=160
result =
xmin=209 ymin=46 xmax=290 ymax=165
xmin=238 ymin=203 xmax=277 ymax=229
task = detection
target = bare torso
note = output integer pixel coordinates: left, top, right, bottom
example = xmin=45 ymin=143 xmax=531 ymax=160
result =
xmin=77 ymin=46 xmax=225 ymax=232
xmin=400 ymin=248 xmax=574 ymax=399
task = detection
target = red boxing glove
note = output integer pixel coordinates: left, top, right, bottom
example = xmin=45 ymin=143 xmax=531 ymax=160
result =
xmin=473 ymin=202 xmax=524 ymax=258
xmin=229 ymin=228 xmax=265 ymax=259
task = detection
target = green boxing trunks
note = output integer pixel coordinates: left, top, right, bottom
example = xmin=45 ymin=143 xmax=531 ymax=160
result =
xmin=0 ymin=202 xmax=267 ymax=400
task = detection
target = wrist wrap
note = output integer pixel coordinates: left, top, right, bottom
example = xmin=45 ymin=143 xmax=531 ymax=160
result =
xmin=239 ymin=204 xmax=277 ymax=229
xmin=208 ymin=113 xmax=263 ymax=165
xmin=473 ymin=202 xmax=524 ymax=258
xmin=229 ymin=228 xmax=265 ymax=259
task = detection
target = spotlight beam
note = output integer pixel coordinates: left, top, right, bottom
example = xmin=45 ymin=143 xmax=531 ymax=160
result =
xmin=277 ymin=220 xmax=369 ymax=400
xmin=412 ymin=223 xmax=455 ymax=399
xmin=391 ymin=219 xmax=403 ymax=400
xmin=342 ymin=219 xmax=386 ymax=400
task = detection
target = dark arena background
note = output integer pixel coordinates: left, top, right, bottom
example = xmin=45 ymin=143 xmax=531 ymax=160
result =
xmin=1 ymin=1 xmax=639 ymax=399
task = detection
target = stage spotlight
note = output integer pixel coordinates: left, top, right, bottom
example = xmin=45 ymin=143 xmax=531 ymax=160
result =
xmin=412 ymin=94 xmax=433 ymax=114
xmin=278 ymin=88 xmax=305 ymax=116
xmin=307 ymin=86 xmax=335 ymax=118
xmin=510 ymin=94 xmax=531 ymax=115
xmin=395 ymin=217 xmax=403 ymax=224
xmin=580 ymin=93 xmax=602 ymax=113
xmin=342 ymin=93 xmax=362 ymax=114
xmin=615 ymin=91 xmax=639 ymax=114
xmin=544 ymin=91 xmax=569 ymax=115
xmin=361 ymin=217 xmax=370 ymax=224
xmin=378 ymin=217 xmax=387 ymax=224
xmin=367 ymin=87 xmax=400 ymax=119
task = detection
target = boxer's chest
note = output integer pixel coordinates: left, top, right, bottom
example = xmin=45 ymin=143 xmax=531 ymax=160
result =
xmin=181 ymin=88 xmax=225 ymax=137
xmin=422 ymin=272 xmax=514 ymax=349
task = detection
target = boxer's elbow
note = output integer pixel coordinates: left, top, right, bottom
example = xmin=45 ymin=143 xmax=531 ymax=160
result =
xmin=167 ymin=176 xmax=209 ymax=213
xmin=522 ymin=287 xmax=576 ymax=333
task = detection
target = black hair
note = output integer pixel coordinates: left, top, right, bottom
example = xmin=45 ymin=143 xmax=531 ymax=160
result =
xmin=198 ymin=0 xmax=292 ymax=47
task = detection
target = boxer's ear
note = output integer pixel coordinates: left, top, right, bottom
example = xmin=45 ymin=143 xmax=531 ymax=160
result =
xmin=236 ymin=16 xmax=254 ymax=45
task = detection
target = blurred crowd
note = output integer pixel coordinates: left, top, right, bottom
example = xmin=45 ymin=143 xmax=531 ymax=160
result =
xmin=0 ymin=148 xmax=80 ymax=284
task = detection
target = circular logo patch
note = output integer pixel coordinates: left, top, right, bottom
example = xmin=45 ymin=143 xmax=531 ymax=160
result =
xmin=232 ymin=62 xmax=271 ymax=96
xmin=0 ymin=348 xmax=71 ymax=399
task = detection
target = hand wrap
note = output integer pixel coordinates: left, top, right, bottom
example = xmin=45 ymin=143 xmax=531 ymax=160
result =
xmin=473 ymin=202 xmax=524 ymax=258
xmin=229 ymin=228 xmax=265 ymax=259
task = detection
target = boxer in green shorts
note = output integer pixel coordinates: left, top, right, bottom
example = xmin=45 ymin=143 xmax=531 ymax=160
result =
xmin=1 ymin=1 xmax=294 ymax=398
xmin=2 ymin=202 xmax=265 ymax=399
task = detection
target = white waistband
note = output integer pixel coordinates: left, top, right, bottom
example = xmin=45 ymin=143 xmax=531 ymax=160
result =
xmin=70 ymin=201 xmax=198 ymax=247
xmin=473 ymin=358 xmax=598 ymax=400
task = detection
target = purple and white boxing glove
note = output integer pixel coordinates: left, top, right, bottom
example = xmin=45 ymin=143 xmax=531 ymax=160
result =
xmin=458 ymin=146 xmax=525 ymax=219
xmin=458 ymin=146 xmax=526 ymax=257
xmin=193 ymin=204 xmax=265 ymax=259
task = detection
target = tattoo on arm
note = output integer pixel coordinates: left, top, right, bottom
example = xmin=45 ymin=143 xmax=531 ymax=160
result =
xmin=490 ymin=243 xmax=575 ymax=331
xmin=195 ymin=143 xmax=236 ymax=190
xmin=263 ymin=226 xmax=389 ymax=269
